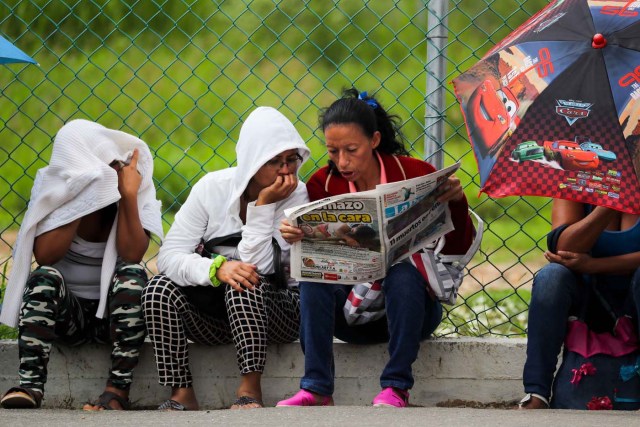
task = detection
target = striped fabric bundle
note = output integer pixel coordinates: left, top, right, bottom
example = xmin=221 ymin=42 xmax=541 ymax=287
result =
xmin=407 ymin=249 xmax=461 ymax=305
xmin=405 ymin=209 xmax=484 ymax=305
xmin=408 ymin=209 xmax=483 ymax=305
xmin=342 ymin=209 xmax=483 ymax=324
xmin=343 ymin=280 xmax=385 ymax=326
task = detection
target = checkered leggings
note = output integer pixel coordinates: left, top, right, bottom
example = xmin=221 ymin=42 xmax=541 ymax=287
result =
xmin=141 ymin=274 xmax=300 ymax=387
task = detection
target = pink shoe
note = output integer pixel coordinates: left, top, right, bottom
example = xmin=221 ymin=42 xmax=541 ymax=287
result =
xmin=276 ymin=389 xmax=333 ymax=407
xmin=372 ymin=387 xmax=409 ymax=407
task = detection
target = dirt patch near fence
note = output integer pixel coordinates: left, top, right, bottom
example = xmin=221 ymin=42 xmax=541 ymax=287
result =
xmin=0 ymin=230 xmax=17 ymax=271
xmin=436 ymin=399 xmax=520 ymax=409
xmin=459 ymin=257 xmax=546 ymax=295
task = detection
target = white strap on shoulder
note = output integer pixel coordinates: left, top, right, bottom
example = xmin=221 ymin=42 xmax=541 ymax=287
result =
xmin=437 ymin=208 xmax=483 ymax=266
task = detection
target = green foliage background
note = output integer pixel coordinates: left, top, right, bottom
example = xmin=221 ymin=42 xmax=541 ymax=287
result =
xmin=0 ymin=0 xmax=552 ymax=336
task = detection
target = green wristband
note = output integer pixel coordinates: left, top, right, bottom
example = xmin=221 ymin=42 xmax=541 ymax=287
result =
xmin=209 ymin=255 xmax=227 ymax=287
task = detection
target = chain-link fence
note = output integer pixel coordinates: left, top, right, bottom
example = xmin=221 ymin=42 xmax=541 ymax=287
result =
xmin=0 ymin=0 xmax=552 ymax=337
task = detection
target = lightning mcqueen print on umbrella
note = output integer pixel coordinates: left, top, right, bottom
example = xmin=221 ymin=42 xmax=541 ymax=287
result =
xmin=453 ymin=0 xmax=640 ymax=214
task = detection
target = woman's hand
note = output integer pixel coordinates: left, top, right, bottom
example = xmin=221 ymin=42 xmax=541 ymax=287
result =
xmin=256 ymin=173 xmax=298 ymax=206
xmin=437 ymin=175 xmax=464 ymax=203
xmin=544 ymin=250 xmax=594 ymax=274
xmin=117 ymin=148 xmax=143 ymax=199
xmin=216 ymin=260 xmax=260 ymax=292
xmin=280 ymin=218 xmax=304 ymax=244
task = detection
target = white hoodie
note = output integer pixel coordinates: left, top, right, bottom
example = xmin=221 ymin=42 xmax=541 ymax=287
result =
xmin=157 ymin=106 xmax=310 ymax=287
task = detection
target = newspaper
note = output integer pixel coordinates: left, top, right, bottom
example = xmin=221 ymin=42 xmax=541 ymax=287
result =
xmin=285 ymin=162 xmax=461 ymax=284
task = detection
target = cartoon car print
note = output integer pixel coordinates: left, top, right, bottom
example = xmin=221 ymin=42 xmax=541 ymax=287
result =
xmin=543 ymin=139 xmax=599 ymax=171
xmin=511 ymin=140 xmax=544 ymax=162
xmin=466 ymin=79 xmax=519 ymax=158
xmin=588 ymin=181 xmax=605 ymax=190
xmin=575 ymin=136 xmax=616 ymax=162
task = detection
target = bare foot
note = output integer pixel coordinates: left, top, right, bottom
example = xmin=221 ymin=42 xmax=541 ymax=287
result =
xmin=230 ymin=395 xmax=263 ymax=409
xmin=82 ymin=386 xmax=129 ymax=411
xmin=159 ymin=386 xmax=199 ymax=411
xmin=230 ymin=372 xmax=263 ymax=409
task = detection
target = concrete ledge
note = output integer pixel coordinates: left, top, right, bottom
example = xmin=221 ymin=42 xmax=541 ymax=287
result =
xmin=0 ymin=338 xmax=526 ymax=409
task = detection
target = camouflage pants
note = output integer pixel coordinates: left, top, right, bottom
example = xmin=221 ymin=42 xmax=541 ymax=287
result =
xmin=17 ymin=261 xmax=147 ymax=395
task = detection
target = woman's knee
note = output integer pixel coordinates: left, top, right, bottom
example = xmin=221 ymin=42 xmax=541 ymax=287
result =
xmin=141 ymin=274 xmax=178 ymax=304
xmin=300 ymin=280 xmax=334 ymax=302
xmin=24 ymin=266 xmax=65 ymax=295
xmin=115 ymin=262 xmax=147 ymax=282
xmin=224 ymin=282 xmax=263 ymax=308
xmin=382 ymin=263 xmax=425 ymax=297
xmin=531 ymin=263 xmax=580 ymax=302
xmin=113 ymin=263 xmax=147 ymax=294
xmin=299 ymin=281 xmax=345 ymax=320
xmin=631 ymin=268 xmax=640 ymax=289
xmin=630 ymin=268 xmax=640 ymax=300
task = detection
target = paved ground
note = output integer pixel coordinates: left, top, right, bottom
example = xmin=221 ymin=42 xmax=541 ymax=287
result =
xmin=1 ymin=407 xmax=640 ymax=427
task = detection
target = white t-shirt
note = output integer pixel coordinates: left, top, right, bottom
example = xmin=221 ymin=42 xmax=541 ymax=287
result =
xmin=52 ymin=236 xmax=106 ymax=300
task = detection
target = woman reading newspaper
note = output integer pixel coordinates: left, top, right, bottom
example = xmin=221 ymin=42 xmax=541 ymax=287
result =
xmin=277 ymin=89 xmax=474 ymax=407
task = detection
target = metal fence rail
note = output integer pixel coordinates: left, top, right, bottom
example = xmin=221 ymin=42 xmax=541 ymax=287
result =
xmin=0 ymin=0 xmax=552 ymax=336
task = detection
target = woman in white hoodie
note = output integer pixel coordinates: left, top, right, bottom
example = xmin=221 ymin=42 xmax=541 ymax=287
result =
xmin=142 ymin=107 xmax=310 ymax=410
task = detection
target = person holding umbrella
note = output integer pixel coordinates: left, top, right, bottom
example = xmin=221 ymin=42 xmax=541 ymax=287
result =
xmin=0 ymin=120 xmax=163 ymax=410
xmin=451 ymin=0 xmax=640 ymax=407
xmin=519 ymin=199 xmax=640 ymax=409
xmin=276 ymin=89 xmax=475 ymax=407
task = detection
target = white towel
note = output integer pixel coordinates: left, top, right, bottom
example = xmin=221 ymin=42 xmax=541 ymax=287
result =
xmin=0 ymin=119 xmax=164 ymax=327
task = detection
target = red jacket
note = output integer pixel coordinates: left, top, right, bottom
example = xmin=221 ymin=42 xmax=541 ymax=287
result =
xmin=306 ymin=152 xmax=474 ymax=256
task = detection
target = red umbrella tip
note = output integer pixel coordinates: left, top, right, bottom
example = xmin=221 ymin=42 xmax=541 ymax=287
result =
xmin=592 ymin=33 xmax=607 ymax=49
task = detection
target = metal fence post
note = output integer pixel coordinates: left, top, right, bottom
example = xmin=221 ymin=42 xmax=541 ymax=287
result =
xmin=424 ymin=0 xmax=448 ymax=169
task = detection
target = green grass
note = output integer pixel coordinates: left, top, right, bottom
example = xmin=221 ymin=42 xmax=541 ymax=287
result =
xmin=0 ymin=0 xmax=553 ymax=228
xmin=0 ymin=264 xmax=18 ymax=339
xmin=0 ymin=322 xmax=18 ymax=340
xmin=438 ymin=288 xmax=531 ymax=337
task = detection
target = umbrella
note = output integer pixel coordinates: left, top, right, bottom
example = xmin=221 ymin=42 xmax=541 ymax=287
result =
xmin=452 ymin=0 xmax=640 ymax=214
xmin=0 ymin=35 xmax=36 ymax=65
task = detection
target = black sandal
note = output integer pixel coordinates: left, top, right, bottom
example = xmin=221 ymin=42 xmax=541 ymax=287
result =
xmin=230 ymin=395 xmax=264 ymax=409
xmin=0 ymin=386 xmax=43 ymax=409
xmin=157 ymin=399 xmax=187 ymax=411
xmin=85 ymin=391 xmax=131 ymax=410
